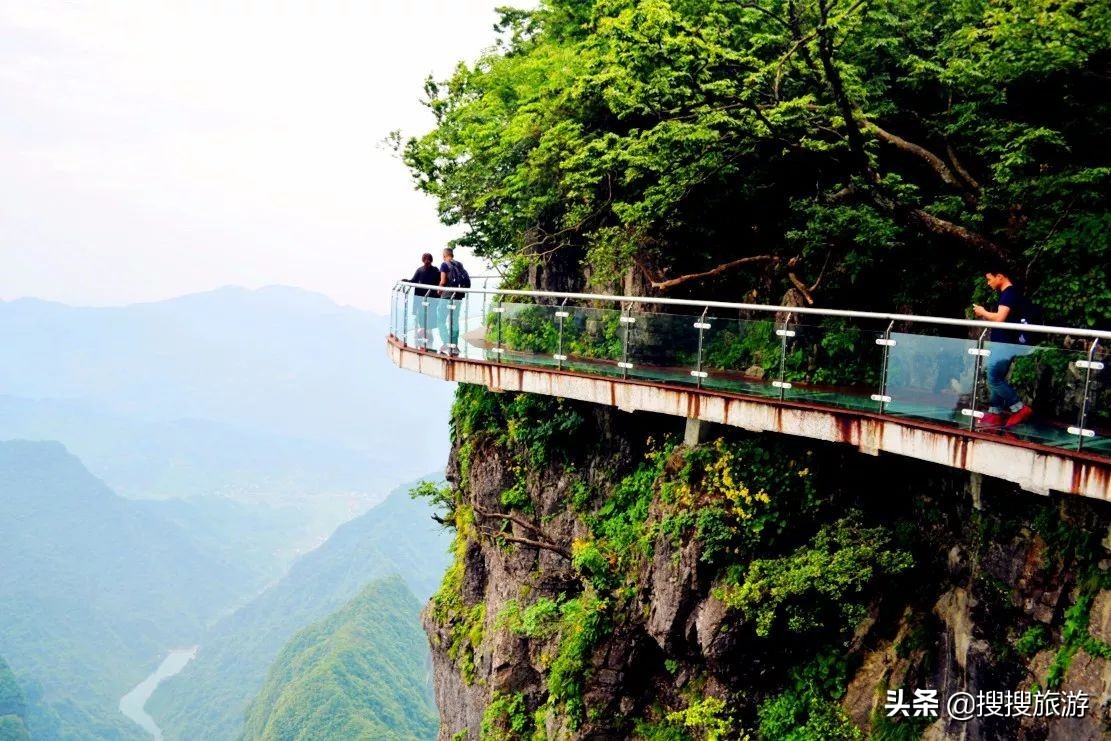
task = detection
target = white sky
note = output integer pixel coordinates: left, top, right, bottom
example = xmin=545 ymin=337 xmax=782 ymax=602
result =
xmin=1 ymin=1 xmax=513 ymax=312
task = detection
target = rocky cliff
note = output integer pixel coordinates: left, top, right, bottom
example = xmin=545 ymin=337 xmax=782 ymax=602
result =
xmin=420 ymin=386 xmax=1111 ymax=740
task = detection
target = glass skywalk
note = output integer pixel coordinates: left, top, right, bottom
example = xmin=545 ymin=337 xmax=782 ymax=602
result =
xmin=389 ymin=283 xmax=1110 ymax=457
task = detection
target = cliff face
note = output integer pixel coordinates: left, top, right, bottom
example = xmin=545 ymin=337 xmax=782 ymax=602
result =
xmin=423 ymin=386 xmax=1111 ymax=740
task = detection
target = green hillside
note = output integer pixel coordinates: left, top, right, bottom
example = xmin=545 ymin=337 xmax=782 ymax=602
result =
xmin=243 ymin=577 xmax=436 ymax=741
xmin=0 ymin=440 xmax=253 ymax=739
xmin=148 ymin=481 xmax=451 ymax=740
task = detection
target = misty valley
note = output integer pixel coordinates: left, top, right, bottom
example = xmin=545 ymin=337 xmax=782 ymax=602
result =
xmin=0 ymin=287 xmax=453 ymax=740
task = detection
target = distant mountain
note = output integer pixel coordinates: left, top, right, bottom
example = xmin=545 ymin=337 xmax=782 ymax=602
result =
xmin=148 ymin=480 xmax=451 ymax=740
xmin=0 ymin=286 xmax=453 ymax=480
xmin=0 ymin=440 xmax=255 ymax=739
xmin=0 ymin=656 xmax=31 ymax=741
xmin=0 ymin=395 xmax=386 ymax=502
xmin=242 ymin=577 xmax=437 ymax=741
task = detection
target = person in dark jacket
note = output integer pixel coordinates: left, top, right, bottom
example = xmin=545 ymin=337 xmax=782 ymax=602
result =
xmin=410 ymin=253 xmax=439 ymax=347
xmin=972 ymin=262 xmax=1034 ymax=428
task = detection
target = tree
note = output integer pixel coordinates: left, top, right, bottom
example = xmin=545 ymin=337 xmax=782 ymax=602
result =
xmin=402 ymin=0 xmax=1111 ymax=325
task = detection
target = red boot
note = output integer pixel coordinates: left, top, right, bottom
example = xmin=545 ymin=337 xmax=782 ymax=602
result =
xmin=1004 ymin=405 xmax=1034 ymax=428
xmin=979 ymin=412 xmax=1008 ymax=427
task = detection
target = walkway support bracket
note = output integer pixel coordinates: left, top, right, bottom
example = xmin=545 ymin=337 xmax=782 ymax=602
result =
xmin=1074 ymin=339 xmax=1101 ymax=452
xmin=693 ymin=306 xmax=710 ymax=389
xmin=493 ymin=296 xmax=505 ymax=362
xmin=555 ymin=298 xmax=569 ymax=370
xmin=870 ymin=321 xmax=895 ymax=413
xmin=964 ymin=329 xmax=990 ymax=431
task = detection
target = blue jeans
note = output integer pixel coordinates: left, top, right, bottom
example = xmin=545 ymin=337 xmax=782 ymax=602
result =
xmin=986 ymin=343 xmax=1027 ymax=413
xmin=435 ymin=296 xmax=460 ymax=349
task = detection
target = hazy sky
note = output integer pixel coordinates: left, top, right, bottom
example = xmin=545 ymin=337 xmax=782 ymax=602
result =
xmin=1 ymin=1 xmax=513 ymax=313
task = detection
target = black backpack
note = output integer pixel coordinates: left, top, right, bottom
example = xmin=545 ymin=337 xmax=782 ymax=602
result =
xmin=446 ymin=259 xmax=471 ymax=289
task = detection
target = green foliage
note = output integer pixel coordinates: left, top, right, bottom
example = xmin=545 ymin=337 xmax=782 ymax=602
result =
xmin=500 ymin=305 xmax=561 ymax=355
xmin=569 ymin=479 xmax=594 ymax=512
xmin=664 ymin=696 xmax=736 ymax=741
xmin=242 ymin=577 xmax=438 ymax=741
xmin=757 ymin=651 xmax=861 ymax=740
xmin=547 ymin=591 xmax=611 ymax=729
xmin=868 ymin=697 xmax=932 ymax=741
xmin=1013 ymin=624 xmax=1050 ymax=657
xmin=403 ymin=0 xmax=1111 ymax=327
xmin=410 ymin=480 xmax=456 ymax=525
xmin=718 ymin=514 xmax=913 ymax=638
xmin=429 ymin=505 xmax=488 ymax=686
xmin=1043 ymin=570 xmax=1111 ymax=688
xmin=498 ymin=597 xmax=563 ymax=639
xmin=701 ymin=321 xmax=777 ymax=376
xmin=482 ymin=692 xmax=533 ymax=740
xmin=667 ymin=438 xmax=821 ymax=564
xmin=1031 ymin=502 xmax=1101 ymax=567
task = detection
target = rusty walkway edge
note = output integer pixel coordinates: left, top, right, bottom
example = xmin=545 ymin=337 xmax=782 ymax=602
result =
xmin=388 ymin=338 xmax=1110 ymax=501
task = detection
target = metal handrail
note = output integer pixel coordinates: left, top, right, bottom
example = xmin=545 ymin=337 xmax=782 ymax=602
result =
xmin=394 ymin=281 xmax=1111 ymax=341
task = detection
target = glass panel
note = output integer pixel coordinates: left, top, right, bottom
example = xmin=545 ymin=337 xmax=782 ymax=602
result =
xmin=415 ymin=294 xmax=445 ymax=353
xmin=562 ymin=305 xmax=624 ymax=377
xmin=499 ymin=301 xmax=561 ymax=368
xmin=455 ymin=293 xmax=489 ymax=360
xmin=625 ymin=309 xmax=702 ymax=386
xmin=988 ymin=342 xmax=1109 ymax=452
xmin=779 ymin=319 xmax=885 ymax=412
xmin=885 ymin=332 xmax=979 ymax=427
xmin=698 ymin=315 xmax=783 ymax=398
xmin=1080 ymin=342 xmax=1111 ymax=455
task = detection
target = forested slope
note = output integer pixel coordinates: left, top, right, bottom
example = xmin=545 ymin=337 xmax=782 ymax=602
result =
xmin=243 ymin=577 xmax=437 ymax=741
xmin=148 ymin=483 xmax=450 ymax=740
xmin=0 ymin=441 xmax=249 ymax=739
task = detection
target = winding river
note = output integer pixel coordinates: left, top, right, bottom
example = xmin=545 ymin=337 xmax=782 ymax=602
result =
xmin=119 ymin=647 xmax=197 ymax=739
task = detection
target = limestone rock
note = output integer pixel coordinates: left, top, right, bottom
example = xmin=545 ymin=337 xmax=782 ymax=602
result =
xmin=1089 ymin=590 xmax=1111 ymax=645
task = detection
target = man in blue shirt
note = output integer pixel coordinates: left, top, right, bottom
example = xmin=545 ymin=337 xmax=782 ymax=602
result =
xmin=972 ymin=263 xmax=1034 ymax=428
xmin=435 ymin=247 xmax=463 ymax=353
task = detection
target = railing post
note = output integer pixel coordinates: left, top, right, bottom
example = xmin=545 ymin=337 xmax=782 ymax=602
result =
xmin=773 ymin=313 xmax=795 ymax=400
xmin=419 ymin=295 xmax=431 ymax=350
xmin=1072 ymin=339 xmax=1102 ymax=451
xmin=554 ymin=298 xmax=569 ymax=370
xmin=447 ymin=296 xmax=458 ymax=355
xmin=494 ymin=295 xmax=504 ymax=362
xmin=692 ymin=307 xmax=710 ymax=389
xmin=871 ymin=320 xmax=896 ymax=413
xmin=963 ymin=329 xmax=991 ymax=430
xmin=619 ymin=306 xmax=636 ymax=380
xmin=401 ymin=286 xmax=410 ymax=347
xmin=389 ymin=285 xmax=396 ymax=338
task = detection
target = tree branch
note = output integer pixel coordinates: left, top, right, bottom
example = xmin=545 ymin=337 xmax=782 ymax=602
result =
xmin=787 ymin=272 xmax=815 ymax=304
xmin=867 ymin=122 xmax=977 ymax=205
xmin=473 ymin=506 xmax=543 ymax=536
xmin=477 ymin=527 xmax=571 ymax=560
xmin=946 ymin=143 xmax=981 ymax=192
xmin=908 ymin=208 xmax=1007 ymax=259
xmin=738 ymin=2 xmax=792 ymax=31
xmin=647 ymin=255 xmax=782 ymax=291
xmin=814 ymin=0 xmax=873 ymax=179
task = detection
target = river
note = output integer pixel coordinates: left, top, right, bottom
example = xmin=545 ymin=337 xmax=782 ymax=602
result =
xmin=118 ymin=647 xmax=198 ymax=739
